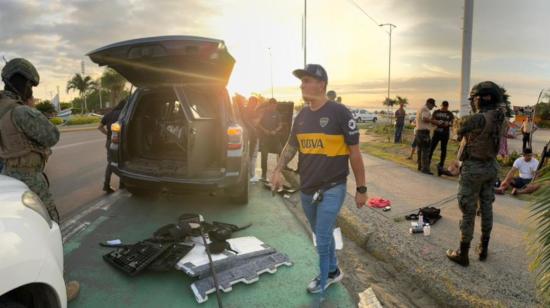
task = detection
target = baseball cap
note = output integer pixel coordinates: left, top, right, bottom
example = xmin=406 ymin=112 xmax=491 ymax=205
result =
xmin=442 ymin=100 xmax=449 ymax=106
xmin=426 ymin=98 xmax=437 ymax=106
xmin=523 ymin=148 xmax=533 ymax=155
xmin=292 ymin=64 xmax=328 ymax=82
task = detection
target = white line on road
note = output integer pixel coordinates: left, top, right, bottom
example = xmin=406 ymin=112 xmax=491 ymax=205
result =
xmin=53 ymin=138 xmax=104 ymax=151
xmin=60 ymin=190 xmax=123 ymax=233
xmin=62 ymin=222 xmax=90 ymax=244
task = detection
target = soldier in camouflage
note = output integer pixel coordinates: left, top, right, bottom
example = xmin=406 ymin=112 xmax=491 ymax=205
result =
xmin=1 ymin=58 xmax=81 ymax=301
xmin=0 ymin=58 xmax=60 ymax=222
xmin=446 ymin=81 xmax=507 ymax=267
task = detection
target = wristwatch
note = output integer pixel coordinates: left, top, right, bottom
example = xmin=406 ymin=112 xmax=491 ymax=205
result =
xmin=356 ymin=186 xmax=367 ymax=194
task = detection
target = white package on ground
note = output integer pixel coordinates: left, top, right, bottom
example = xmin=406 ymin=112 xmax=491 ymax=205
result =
xmin=176 ymin=236 xmax=271 ymax=277
xmin=190 ymin=251 xmax=293 ymax=303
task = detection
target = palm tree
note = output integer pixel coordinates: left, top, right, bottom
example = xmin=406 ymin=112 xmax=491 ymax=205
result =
xmin=101 ymin=68 xmax=127 ymax=107
xmin=529 ymin=165 xmax=550 ymax=304
xmin=66 ymin=73 xmax=96 ymax=113
xmin=395 ymin=96 xmax=409 ymax=106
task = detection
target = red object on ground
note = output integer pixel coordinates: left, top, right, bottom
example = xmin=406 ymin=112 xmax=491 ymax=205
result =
xmin=368 ymin=197 xmax=391 ymax=208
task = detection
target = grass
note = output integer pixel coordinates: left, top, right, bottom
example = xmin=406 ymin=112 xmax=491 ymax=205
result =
xmin=358 ymin=124 xmax=539 ymax=199
xmin=361 ymin=124 xmax=467 ymax=177
xmin=65 ymin=115 xmax=101 ymax=125
xmin=49 ymin=117 xmax=64 ymax=125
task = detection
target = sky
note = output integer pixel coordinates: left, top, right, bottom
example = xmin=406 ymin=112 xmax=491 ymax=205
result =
xmin=1 ymin=0 xmax=549 ymax=110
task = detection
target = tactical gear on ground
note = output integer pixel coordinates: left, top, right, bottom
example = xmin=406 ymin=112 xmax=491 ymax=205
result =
xmin=446 ymin=242 xmax=470 ymax=267
xmin=1 ymin=58 xmax=40 ymax=86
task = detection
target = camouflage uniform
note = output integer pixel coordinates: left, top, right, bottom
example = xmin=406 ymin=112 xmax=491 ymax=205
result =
xmin=0 ymin=90 xmax=60 ymax=222
xmin=456 ymin=114 xmax=501 ymax=243
xmin=447 ymin=81 xmax=506 ymax=266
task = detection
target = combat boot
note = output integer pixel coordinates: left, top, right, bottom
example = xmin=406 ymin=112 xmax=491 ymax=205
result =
xmin=66 ymin=280 xmax=80 ymax=302
xmin=476 ymin=236 xmax=490 ymax=261
xmin=446 ymin=242 xmax=470 ymax=266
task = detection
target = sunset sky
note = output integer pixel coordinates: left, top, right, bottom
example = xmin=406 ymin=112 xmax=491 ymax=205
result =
xmin=1 ymin=0 xmax=549 ymax=109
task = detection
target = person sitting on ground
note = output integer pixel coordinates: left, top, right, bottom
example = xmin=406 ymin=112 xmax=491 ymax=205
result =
xmin=438 ymin=160 xmax=461 ymax=177
xmin=496 ymin=148 xmax=539 ymax=195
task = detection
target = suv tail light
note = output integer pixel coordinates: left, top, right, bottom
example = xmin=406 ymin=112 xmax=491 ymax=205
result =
xmin=227 ymin=125 xmax=243 ymax=150
xmin=111 ymin=122 xmax=121 ymax=144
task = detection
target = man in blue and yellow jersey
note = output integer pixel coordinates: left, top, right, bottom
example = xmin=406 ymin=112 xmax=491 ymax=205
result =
xmin=271 ymin=64 xmax=367 ymax=298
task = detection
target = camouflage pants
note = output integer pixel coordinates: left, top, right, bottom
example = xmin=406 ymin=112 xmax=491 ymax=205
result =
xmin=457 ymin=160 xmax=498 ymax=243
xmin=2 ymin=169 xmax=60 ymax=224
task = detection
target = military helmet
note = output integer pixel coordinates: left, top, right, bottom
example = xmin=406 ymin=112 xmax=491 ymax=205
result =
xmin=1 ymin=58 xmax=40 ymax=86
xmin=469 ymin=81 xmax=503 ymax=105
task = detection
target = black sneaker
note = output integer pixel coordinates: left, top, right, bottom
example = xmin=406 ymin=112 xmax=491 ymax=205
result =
xmin=306 ymin=268 xmax=344 ymax=294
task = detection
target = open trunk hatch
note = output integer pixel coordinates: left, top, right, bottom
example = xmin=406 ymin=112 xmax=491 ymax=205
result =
xmin=87 ymin=36 xmax=235 ymax=87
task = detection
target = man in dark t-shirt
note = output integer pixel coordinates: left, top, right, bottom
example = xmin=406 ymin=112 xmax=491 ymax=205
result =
xmin=257 ymin=98 xmax=283 ymax=180
xmin=429 ymin=100 xmax=454 ymax=171
xmin=98 ymin=99 xmax=126 ymax=193
xmin=271 ymin=64 xmax=367 ymax=298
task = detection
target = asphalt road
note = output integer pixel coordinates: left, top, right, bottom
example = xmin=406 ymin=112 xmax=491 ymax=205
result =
xmin=46 ymin=129 xmax=116 ymax=219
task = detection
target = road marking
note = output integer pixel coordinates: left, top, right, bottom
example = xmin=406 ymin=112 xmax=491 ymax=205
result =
xmin=60 ymin=190 xmax=123 ymax=234
xmin=62 ymin=222 xmax=90 ymax=244
xmin=53 ymin=138 xmax=104 ymax=151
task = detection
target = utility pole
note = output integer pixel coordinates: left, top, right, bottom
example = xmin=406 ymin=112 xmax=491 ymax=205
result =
xmin=303 ymin=0 xmax=307 ymax=67
xmin=268 ymin=48 xmax=274 ymax=98
xmin=379 ymin=23 xmax=396 ymax=124
xmin=460 ymin=0 xmax=474 ymax=116
xmin=81 ymin=60 xmax=87 ymax=114
xmin=98 ymin=79 xmax=103 ymax=109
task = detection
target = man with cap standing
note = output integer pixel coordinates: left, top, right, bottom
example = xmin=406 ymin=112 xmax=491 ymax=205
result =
xmin=271 ymin=64 xmax=367 ymax=298
xmin=326 ymin=90 xmax=337 ymax=102
xmin=447 ymin=81 xmax=506 ymax=266
xmin=0 ymin=58 xmax=80 ymax=301
xmin=415 ymin=98 xmax=437 ymax=174
xmin=429 ymin=100 xmax=454 ymax=174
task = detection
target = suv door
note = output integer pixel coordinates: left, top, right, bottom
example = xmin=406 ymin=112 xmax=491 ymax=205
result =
xmin=175 ymin=86 xmax=224 ymax=178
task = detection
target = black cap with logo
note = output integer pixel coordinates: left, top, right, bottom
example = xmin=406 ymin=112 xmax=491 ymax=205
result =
xmin=293 ymin=64 xmax=328 ymax=83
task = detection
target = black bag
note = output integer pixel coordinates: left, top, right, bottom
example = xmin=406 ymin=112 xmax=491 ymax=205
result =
xmin=405 ymin=207 xmax=442 ymax=225
xmin=419 ymin=207 xmax=442 ymax=225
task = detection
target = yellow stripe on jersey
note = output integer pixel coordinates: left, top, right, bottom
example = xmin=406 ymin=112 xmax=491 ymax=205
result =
xmin=296 ymin=133 xmax=350 ymax=157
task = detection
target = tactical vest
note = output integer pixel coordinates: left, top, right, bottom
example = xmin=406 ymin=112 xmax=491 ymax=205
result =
xmin=464 ymin=110 xmax=502 ymax=161
xmin=0 ymin=94 xmax=50 ymax=162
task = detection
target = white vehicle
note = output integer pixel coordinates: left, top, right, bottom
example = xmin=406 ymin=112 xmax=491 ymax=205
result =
xmin=0 ymin=175 xmax=66 ymax=308
xmin=352 ymin=109 xmax=377 ymax=123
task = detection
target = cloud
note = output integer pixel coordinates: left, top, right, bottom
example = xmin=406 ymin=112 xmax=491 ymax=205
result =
xmin=0 ymin=0 xmax=218 ymax=98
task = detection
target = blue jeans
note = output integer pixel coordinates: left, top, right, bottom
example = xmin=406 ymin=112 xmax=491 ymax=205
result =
xmin=301 ymin=183 xmax=347 ymax=293
xmin=394 ymin=122 xmax=404 ymax=143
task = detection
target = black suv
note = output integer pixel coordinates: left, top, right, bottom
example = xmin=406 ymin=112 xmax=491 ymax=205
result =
xmin=88 ymin=36 xmax=249 ymax=203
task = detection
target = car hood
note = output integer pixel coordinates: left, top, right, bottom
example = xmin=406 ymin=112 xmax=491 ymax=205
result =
xmin=87 ymin=36 xmax=235 ymax=87
xmin=0 ymin=175 xmax=28 ymax=193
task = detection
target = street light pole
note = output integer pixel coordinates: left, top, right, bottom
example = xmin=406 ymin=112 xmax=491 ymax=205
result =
xmin=460 ymin=0 xmax=474 ymax=117
xmin=379 ymin=23 xmax=396 ymax=124
xmin=303 ymin=0 xmax=307 ymax=67
xmin=268 ymin=47 xmax=274 ymax=98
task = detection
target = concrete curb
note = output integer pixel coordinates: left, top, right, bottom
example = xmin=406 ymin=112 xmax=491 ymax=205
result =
xmin=337 ymin=195 xmax=539 ymax=307
xmin=58 ymin=125 xmax=98 ymax=133
xmin=281 ymin=188 xmax=534 ymax=307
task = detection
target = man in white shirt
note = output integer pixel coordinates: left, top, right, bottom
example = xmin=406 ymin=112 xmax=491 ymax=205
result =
xmin=496 ymin=148 xmax=539 ymax=195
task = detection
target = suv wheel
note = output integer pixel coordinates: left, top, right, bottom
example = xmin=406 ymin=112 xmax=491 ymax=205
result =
xmin=226 ymin=167 xmax=249 ymax=205
xmin=127 ymin=185 xmax=158 ymax=198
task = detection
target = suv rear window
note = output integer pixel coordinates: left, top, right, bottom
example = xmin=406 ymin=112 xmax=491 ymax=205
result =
xmin=179 ymin=87 xmax=220 ymax=119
